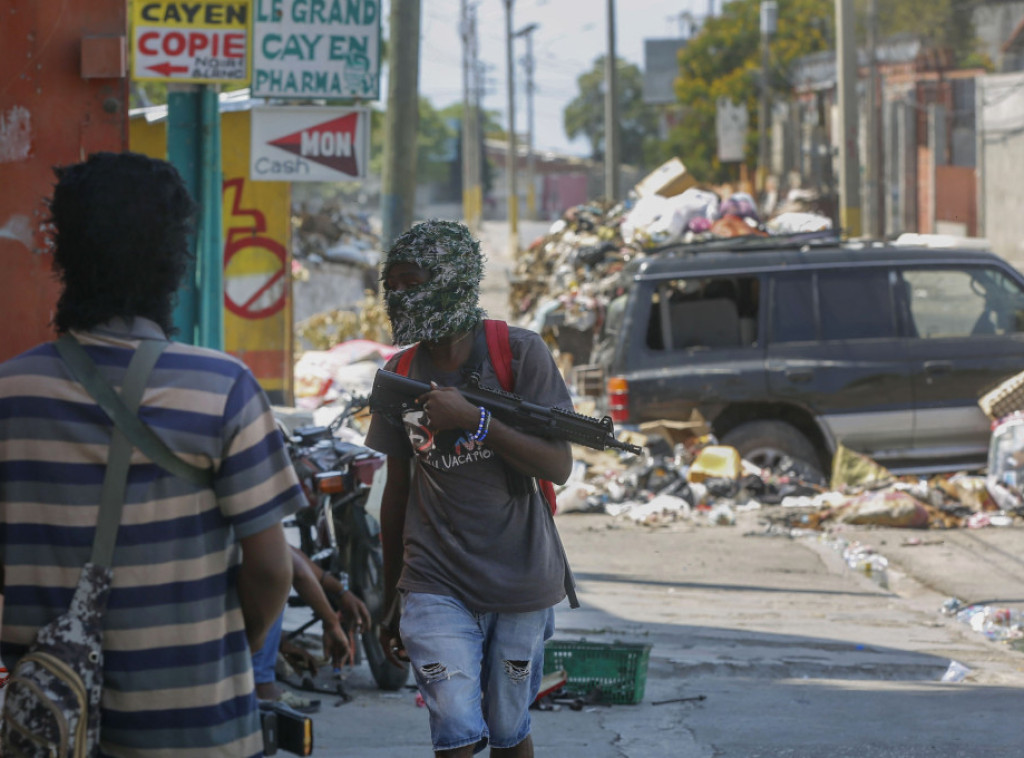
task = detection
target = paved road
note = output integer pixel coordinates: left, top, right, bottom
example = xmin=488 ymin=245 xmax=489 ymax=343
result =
xmin=289 ymin=510 xmax=1024 ymax=757
xmin=289 ymin=218 xmax=1024 ymax=756
xmin=473 ymin=219 xmax=553 ymax=324
xmin=289 ymin=219 xmax=1024 ymax=754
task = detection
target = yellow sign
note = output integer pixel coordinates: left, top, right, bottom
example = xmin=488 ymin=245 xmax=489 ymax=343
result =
xmin=132 ymin=0 xmax=251 ymax=84
xmin=129 ymin=107 xmax=293 ymax=403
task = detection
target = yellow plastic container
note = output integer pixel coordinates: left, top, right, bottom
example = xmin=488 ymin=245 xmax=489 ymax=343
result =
xmin=687 ymin=445 xmax=742 ymax=483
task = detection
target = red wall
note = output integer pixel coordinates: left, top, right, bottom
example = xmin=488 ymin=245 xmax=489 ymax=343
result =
xmin=0 ymin=1 xmax=128 ymax=361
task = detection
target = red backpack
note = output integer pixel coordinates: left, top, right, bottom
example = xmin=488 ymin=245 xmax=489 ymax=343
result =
xmin=393 ymin=319 xmax=559 ymax=514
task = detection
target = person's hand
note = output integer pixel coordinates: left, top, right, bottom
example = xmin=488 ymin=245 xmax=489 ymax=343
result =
xmin=322 ymin=613 xmax=354 ymax=668
xmin=279 ymin=637 xmax=319 ymax=676
xmin=338 ymin=590 xmax=372 ymax=631
xmin=418 ymin=383 xmax=478 ymax=432
xmin=379 ymin=623 xmax=410 ymax=668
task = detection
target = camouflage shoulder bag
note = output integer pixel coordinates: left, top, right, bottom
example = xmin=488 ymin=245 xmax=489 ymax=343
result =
xmin=1 ymin=336 xmax=175 ymax=757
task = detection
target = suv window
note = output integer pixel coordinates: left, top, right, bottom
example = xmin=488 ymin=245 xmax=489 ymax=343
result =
xmin=770 ymin=268 xmax=896 ymax=344
xmin=900 ymin=266 xmax=1024 ymax=338
xmin=644 ymin=276 xmax=759 ymax=351
xmin=771 ymin=273 xmax=816 ymax=343
xmin=819 ymin=268 xmax=896 ymax=340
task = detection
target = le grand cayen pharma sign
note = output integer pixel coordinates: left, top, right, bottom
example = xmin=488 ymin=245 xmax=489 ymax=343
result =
xmin=252 ymin=0 xmax=381 ymax=99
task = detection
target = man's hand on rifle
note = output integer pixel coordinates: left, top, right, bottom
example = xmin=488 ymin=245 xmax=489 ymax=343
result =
xmin=418 ymin=382 xmax=478 ymax=432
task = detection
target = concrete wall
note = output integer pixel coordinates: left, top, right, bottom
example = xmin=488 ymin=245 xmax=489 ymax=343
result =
xmin=978 ymin=71 xmax=1024 ymax=265
xmin=293 ymin=262 xmax=372 ymax=327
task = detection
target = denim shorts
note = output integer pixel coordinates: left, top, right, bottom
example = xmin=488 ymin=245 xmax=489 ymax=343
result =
xmin=400 ymin=592 xmax=555 ymax=753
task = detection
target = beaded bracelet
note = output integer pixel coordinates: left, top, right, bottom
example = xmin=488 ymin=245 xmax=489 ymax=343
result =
xmin=469 ymin=406 xmax=491 ymax=443
xmin=476 ymin=409 xmax=492 ymax=442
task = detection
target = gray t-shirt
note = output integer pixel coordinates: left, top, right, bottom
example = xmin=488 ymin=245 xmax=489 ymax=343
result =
xmin=365 ymin=324 xmax=574 ymax=613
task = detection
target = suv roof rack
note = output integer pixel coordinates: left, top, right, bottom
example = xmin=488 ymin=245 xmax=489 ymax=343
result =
xmin=643 ymin=229 xmax=842 ymax=257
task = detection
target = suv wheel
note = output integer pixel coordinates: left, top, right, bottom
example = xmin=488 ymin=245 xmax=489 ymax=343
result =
xmin=721 ymin=421 xmax=824 ymax=479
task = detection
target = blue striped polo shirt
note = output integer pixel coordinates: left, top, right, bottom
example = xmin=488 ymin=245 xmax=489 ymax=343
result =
xmin=0 ymin=318 xmax=304 ymax=757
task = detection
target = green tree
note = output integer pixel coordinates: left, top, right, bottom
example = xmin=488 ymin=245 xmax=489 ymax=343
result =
xmin=871 ymin=0 xmax=984 ymax=66
xmin=666 ymin=0 xmax=833 ymax=184
xmin=563 ymin=56 xmax=660 ymax=167
xmin=437 ymin=102 xmax=505 ymax=195
xmin=368 ymin=97 xmax=455 ymax=183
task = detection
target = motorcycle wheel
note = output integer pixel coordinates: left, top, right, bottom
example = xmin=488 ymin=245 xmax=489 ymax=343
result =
xmin=349 ymin=506 xmax=410 ymax=691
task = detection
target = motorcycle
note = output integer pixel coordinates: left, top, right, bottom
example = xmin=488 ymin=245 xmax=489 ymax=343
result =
xmin=280 ymin=395 xmax=410 ymax=692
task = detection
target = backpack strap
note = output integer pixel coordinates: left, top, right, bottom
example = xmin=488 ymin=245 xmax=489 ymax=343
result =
xmin=483 ymin=320 xmax=514 ymax=392
xmin=395 ymin=344 xmax=418 ymax=377
xmin=482 ymin=320 xmax=559 ymax=517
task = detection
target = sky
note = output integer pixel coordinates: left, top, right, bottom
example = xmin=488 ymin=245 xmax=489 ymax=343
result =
xmin=414 ymin=0 xmax=718 ymax=157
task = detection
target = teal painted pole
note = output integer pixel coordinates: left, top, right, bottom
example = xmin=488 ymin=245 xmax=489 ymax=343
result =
xmin=166 ymin=86 xmax=224 ymax=349
xmin=196 ymin=86 xmax=224 ymax=351
xmin=167 ymin=88 xmax=200 ymax=344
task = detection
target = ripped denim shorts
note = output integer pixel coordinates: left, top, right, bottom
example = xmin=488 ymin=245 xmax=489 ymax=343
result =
xmin=400 ymin=592 xmax=555 ymax=753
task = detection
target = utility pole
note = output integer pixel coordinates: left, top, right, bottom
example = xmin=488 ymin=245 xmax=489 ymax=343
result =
xmin=758 ymin=1 xmax=777 ymax=197
xmin=381 ymin=0 xmax=422 ymax=248
xmin=604 ymin=0 xmax=621 ymax=203
xmin=460 ymin=0 xmax=476 ymax=229
xmin=835 ymin=0 xmax=862 ymax=236
xmin=467 ymin=4 xmax=483 ymax=230
xmin=864 ymin=0 xmax=880 ymax=238
xmin=503 ymin=0 xmax=519 ymax=256
xmin=515 ymin=23 xmax=539 ymax=221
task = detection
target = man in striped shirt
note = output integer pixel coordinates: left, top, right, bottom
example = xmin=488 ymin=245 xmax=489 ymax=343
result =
xmin=0 ymin=152 xmax=303 ymax=756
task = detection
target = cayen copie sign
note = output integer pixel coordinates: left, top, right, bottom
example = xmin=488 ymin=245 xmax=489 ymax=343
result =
xmin=132 ymin=0 xmax=250 ymax=83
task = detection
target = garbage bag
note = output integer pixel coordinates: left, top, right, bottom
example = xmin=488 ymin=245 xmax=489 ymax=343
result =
xmin=837 ymin=490 xmax=930 ymax=528
xmin=830 ymin=444 xmax=894 ymax=491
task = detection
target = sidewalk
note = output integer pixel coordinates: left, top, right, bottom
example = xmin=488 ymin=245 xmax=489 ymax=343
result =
xmin=299 ymin=511 xmax=1024 ymax=757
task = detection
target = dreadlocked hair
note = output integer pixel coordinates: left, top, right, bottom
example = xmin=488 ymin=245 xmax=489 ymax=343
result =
xmin=49 ymin=151 xmax=197 ymax=335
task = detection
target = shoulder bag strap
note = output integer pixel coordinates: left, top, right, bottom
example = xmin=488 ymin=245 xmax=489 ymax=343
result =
xmin=54 ymin=334 xmax=214 ymax=489
xmin=87 ymin=339 xmax=167 ymax=568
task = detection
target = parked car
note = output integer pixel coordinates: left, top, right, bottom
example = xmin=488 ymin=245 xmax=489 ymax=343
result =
xmin=578 ymin=235 xmax=1024 ymax=478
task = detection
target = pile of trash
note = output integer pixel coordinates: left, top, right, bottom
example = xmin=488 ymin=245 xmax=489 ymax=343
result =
xmin=942 ymin=598 xmax=1024 ymax=650
xmin=293 ymin=295 xmax=395 ymax=409
xmin=292 ymin=199 xmax=380 ymax=270
xmin=556 ymin=423 xmax=1024 ymax=531
xmin=509 ymin=157 xmax=835 ymax=366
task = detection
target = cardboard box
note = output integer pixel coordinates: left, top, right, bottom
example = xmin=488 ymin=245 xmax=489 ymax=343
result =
xmin=633 ymin=157 xmax=698 ymax=199
xmin=638 ymin=415 xmax=710 ymax=448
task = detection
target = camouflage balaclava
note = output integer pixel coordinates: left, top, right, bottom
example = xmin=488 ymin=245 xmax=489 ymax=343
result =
xmin=382 ymin=220 xmax=487 ymax=345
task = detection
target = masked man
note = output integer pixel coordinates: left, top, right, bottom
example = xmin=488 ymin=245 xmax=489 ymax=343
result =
xmin=364 ymin=221 xmax=575 ymax=758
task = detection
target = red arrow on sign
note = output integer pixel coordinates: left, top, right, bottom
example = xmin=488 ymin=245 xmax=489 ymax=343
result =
xmin=148 ymin=62 xmax=189 ymax=76
xmin=268 ymin=113 xmax=360 ymax=177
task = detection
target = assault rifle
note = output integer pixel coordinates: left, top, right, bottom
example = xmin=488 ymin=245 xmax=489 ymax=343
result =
xmin=369 ymin=369 xmax=644 ymax=456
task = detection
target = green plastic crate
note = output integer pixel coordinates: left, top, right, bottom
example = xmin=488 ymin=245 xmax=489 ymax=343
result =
xmin=543 ymin=639 xmax=652 ymax=705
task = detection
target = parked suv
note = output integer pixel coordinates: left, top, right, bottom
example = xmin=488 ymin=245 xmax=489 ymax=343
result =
xmin=581 ymin=236 xmax=1024 ymax=478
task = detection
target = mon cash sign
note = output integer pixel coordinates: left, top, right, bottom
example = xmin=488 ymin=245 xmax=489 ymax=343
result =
xmin=251 ymin=0 xmax=381 ymax=99
xmin=132 ymin=0 xmax=250 ymax=83
xmin=250 ymin=106 xmax=370 ymax=182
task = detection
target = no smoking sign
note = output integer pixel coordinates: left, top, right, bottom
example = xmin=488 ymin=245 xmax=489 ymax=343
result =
xmin=224 ymin=234 xmax=287 ymax=319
